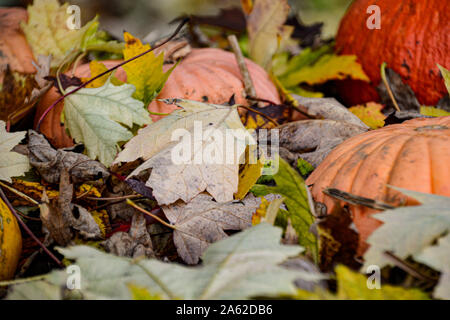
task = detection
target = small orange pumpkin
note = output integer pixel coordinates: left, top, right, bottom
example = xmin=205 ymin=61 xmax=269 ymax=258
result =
xmin=148 ymin=48 xmax=281 ymax=120
xmin=36 ymin=48 xmax=280 ymax=148
xmin=0 ymin=7 xmax=36 ymax=82
xmin=335 ymin=0 xmax=449 ymax=107
xmin=306 ymin=116 xmax=450 ymax=254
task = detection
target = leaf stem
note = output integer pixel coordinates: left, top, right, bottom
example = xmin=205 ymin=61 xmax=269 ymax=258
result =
xmin=381 ymin=62 xmax=401 ymax=112
xmin=0 ymin=187 xmax=63 ymax=267
xmin=35 ymin=18 xmax=190 ymax=132
xmin=126 ymin=199 xmax=176 ymax=230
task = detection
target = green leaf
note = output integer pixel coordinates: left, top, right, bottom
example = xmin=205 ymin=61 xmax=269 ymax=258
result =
xmin=0 ymin=120 xmax=30 ymax=182
xmin=363 ymin=188 xmax=450 ymax=270
xmin=21 ymin=0 xmax=97 ymax=67
xmin=438 ymin=64 xmax=450 ymax=95
xmin=63 ymin=78 xmax=151 ymax=166
xmin=420 ymin=106 xmax=450 ymax=117
xmin=122 ymin=32 xmax=175 ymax=105
xmin=280 ymin=54 xmax=369 ymax=88
xmin=295 ymin=265 xmax=429 ymax=300
xmin=251 ymin=157 xmax=317 ymax=260
xmin=247 ymin=0 xmax=290 ymax=70
xmin=297 ymin=158 xmax=315 ymax=177
xmin=7 ymin=224 xmax=325 ymax=300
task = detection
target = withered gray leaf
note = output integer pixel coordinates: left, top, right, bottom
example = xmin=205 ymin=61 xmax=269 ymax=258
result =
xmin=292 ymin=94 xmax=368 ymax=128
xmin=70 ymin=204 xmax=102 ymax=240
xmin=27 ymin=130 xmax=109 ymax=184
xmin=103 ymin=212 xmax=154 ymax=259
xmin=39 ymin=190 xmax=72 ymax=246
xmin=377 ymin=68 xmax=420 ymax=112
xmin=162 ymin=193 xmax=260 ymax=264
xmin=277 ymin=119 xmax=368 ymax=167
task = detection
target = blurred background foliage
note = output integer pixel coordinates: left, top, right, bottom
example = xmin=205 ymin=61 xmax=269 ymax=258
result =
xmin=1 ymin=0 xmax=352 ymax=40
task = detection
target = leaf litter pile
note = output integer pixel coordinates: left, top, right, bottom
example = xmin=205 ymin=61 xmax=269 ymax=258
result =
xmin=0 ymin=0 xmax=449 ymax=300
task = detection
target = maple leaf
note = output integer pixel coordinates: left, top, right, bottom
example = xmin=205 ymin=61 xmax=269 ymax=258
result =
xmin=116 ymin=99 xmax=254 ymax=205
xmin=21 ymin=0 xmax=97 ymax=67
xmin=349 ymin=102 xmax=386 ymax=129
xmin=247 ymin=0 xmax=290 ymax=70
xmin=0 ymin=120 xmax=30 ymax=182
xmin=7 ymin=224 xmax=325 ymax=300
xmin=363 ymin=188 xmax=450 ymax=275
xmin=122 ymin=32 xmax=175 ymax=105
xmin=162 ymin=193 xmax=260 ymax=264
xmin=251 ymin=157 xmax=317 ymax=260
xmin=63 ymin=77 xmax=151 ymax=166
xmin=420 ymin=106 xmax=450 ymax=117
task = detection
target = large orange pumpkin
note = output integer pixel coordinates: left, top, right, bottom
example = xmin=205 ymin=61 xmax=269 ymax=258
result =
xmin=306 ymin=116 xmax=450 ymax=254
xmin=36 ymin=48 xmax=280 ymax=148
xmin=335 ymin=0 xmax=449 ymax=107
xmin=0 ymin=7 xmax=35 ymax=79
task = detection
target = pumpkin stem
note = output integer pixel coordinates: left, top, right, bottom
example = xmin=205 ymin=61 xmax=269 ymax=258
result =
xmin=35 ymin=17 xmax=190 ymax=132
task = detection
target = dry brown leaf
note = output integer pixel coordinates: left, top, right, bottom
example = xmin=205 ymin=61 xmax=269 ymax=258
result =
xmin=277 ymin=119 xmax=368 ymax=168
xmin=162 ymin=193 xmax=261 ymax=264
xmin=27 ymin=130 xmax=109 ymax=184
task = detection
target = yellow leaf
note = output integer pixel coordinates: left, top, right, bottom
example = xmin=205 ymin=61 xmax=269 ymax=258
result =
xmin=349 ymin=102 xmax=386 ymax=129
xmin=281 ymin=54 xmax=369 ymax=87
xmin=127 ymin=284 xmax=163 ymax=300
xmin=0 ymin=197 xmax=22 ymax=280
xmin=235 ymin=157 xmax=264 ymax=200
xmin=438 ymin=64 xmax=450 ymax=95
xmin=240 ymin=0 xmax=254 ymax=15
xmin=81 ymin=61 xmax=124 ymax=88
xmin=420 ymin=106 xmax=450 ymax=117
xmin=122 ymin=32 xmax=175 ymax=105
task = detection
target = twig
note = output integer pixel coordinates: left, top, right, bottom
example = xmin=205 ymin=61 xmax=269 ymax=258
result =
xmin=381 ymin=62 xmax=401 ymax=112
xmin=383 ymin=251 xmax=437 ymax=283
xmin=85 ymin=194 xmax=142 ymax=201
xmin=0 ymin=187 xmax=63 ymax=267
xmin=0 ymin=181 xmax=39 ymax=206
xmin=227 ymin=34 xmax=262 ymax=107
xmin=324 ymin=188 xmax=396 ymax=211
xmin=36 ymin=18 xmax=190 ymax=132
xmin=15 ymin=208 xmax=41 ymax=221
xmin=126 ymin=199 xmax=176 ymax=230
xmin=237 ymin=105 xmax=280 ymax=127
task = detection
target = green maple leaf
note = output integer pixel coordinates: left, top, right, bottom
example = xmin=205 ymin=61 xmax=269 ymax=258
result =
xmin=63 ymin=78 xmax=151 ymax=166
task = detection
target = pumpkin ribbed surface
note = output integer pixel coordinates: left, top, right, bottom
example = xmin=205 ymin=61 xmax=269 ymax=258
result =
xmin=306 ymin=116 xmax=450 ymax=254
xmin=335 ymin=0 xmax=449 ymax=106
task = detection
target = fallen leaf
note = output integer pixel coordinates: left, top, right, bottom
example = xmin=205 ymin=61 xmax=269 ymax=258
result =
xmin=27 ymin=130 xmax=109 ymax=184
xmin=21 ymin=0 xmax=97 ymax=67
xmin=281 ymin=54 xmax=369 ymax=87
xmin=438 ymin=64 xmax=450 ymax=95
xmin=349 ymin=102 xmax=386 ymax=129
xmin=247 ymin=0 xmax=290 ymax=70
xmin=415 ymin=234 xmax=450 ymax=300
xmin=8 ymin=223 xmax=324 ymax=300
xmin=420 ymin=106 xmax=450 ymax=117
xmin=122 ymin=32 xmax=175 ymax=105
xmin=292 ymin=94 xmax=369 ymax=128
xmin=162 ymin=193 xmax=259 ymax=264
xmin=251 ymin=157 xmax=317 ymax=259
xmin=363 ymin=188 xmax=450 ymax=271
xmin=103 ymin=212 xmax=154 ymax=259
xmin=80 ymin=61 xmax=124 ymax=88
xmin=63 ymin=77 xmax=151 ymax=166
xmin=0 ymin=120 xmax=30 ymax=183
xmin=297 ymin=158 xmax=314 ymax=177
xmin=235 ymin=155 xmax=264 ymax=200
xmin=277 ymin=119 xmax=368 ymax=167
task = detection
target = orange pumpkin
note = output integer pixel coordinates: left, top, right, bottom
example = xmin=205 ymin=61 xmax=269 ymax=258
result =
xmin=335 ymin=0 xmax=449 ymax=107
xmin=306 ymin=116 xmax=450 ymax=254
xmin=36 ymin=48 xmax=280 ymax=148
xmin=148 ymin=48 xmax=281 ymax=120
xmin=0 ymin=7 xmax=36 ymax=80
